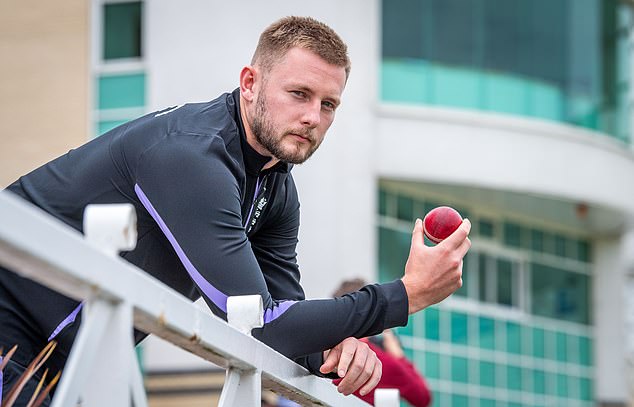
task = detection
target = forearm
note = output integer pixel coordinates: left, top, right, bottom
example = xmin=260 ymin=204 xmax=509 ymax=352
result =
xmin=136 ymin=140 xmax=409 ymax=364
xmin=252 ymin=280 xmax=408 ymax=360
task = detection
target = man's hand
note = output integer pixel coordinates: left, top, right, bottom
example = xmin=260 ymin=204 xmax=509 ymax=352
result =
xmin=402 ymin=218 xmax=471 ymax=314
xmin=320 ymin=337 xmax=382 ymax=396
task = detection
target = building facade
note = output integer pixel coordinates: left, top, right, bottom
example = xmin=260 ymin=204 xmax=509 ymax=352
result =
xmin=3 ymin=0 xmax=634 ymax=406
xmin=0 ymin=0 xmax=89 ymax=187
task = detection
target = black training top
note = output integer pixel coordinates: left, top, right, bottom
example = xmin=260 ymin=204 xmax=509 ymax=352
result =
xmin=0 ymin=89 xmax=408 ymax=375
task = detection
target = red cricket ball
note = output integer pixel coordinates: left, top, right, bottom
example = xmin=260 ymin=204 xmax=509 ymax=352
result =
xmin=423 ymin=206 xmax=463 ymax=244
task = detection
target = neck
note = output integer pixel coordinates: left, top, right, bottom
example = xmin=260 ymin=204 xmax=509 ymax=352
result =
xmin=239 ymin=96 xmax=279 ymax=170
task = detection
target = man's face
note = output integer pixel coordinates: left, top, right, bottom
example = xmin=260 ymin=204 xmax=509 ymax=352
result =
xmin=249 ymin=47 xmax=347 ymax=164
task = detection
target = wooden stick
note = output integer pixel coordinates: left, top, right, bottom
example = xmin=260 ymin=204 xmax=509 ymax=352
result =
xmin=31 ymin=371 xmax=61 ymax=407
xmin=0 ymin=345 xmax=18 ymax=372
xmin=2 ymin=341 xmax=57 ymax=407
xmin=25 ymin=369 xmax=48 ymax=407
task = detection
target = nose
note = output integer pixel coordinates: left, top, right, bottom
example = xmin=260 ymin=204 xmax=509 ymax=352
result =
xmin=300 ymin=101 xmax=321 ymax=128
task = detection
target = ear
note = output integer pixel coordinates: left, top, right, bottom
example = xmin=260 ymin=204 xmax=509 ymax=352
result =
xmin=239 ymin=65 xmax=257 ymax=102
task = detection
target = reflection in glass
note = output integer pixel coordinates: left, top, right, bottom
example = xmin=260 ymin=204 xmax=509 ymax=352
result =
xmin=531 ymin=262 xmax=590 ymax=324
xmin=382 ymin=0 xmax=631 ymax=141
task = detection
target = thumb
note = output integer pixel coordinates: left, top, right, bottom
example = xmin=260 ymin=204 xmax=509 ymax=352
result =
xmin=320 ymin=348 xmax=339 ymax=374
xmin=411 ymin=218 xmax=424 ymax=248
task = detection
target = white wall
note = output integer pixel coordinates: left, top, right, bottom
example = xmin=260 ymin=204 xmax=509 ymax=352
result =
xmin=377 ymin=105 xmax=634 ymax=223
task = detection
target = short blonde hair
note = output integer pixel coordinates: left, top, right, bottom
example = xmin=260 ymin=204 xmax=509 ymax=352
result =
xmin=252 ymin=16 xmax=351 ymax=79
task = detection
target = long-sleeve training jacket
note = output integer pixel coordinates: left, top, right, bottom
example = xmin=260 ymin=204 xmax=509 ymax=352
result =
xmin=0 ymin=88 xmax=408 ymax=376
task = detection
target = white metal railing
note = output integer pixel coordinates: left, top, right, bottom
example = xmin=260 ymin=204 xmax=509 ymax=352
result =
xmin=0 ymin=190 xmax=398 ymax=407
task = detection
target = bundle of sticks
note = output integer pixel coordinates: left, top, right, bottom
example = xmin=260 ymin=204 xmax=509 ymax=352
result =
xmin=0 ymin=342 xmax=60 ymax=407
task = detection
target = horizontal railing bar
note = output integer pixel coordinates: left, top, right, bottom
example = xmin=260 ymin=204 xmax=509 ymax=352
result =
xmin=0 ymin=191 xmax=368 ymax=407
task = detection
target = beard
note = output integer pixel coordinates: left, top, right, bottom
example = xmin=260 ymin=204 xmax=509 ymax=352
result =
xmin=251 ymin=91 xmax=320 ymax=165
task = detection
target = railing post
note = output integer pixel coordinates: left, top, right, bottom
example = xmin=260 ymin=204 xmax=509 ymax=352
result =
xmin=374 ymin=388 xmax=400 ymax=407
xmin=218 ymin=295 xmax=264 ymax=407
xmin=51 ymin=204 xmax=144 ymax=407
xmin=0 ymin=193 xmax=375 ymax=407
xmin=83 ymin=203 xmax=137 ymax=257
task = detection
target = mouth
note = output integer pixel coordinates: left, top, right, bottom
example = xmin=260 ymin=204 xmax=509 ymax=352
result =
xmin=289 ymin=133 xmax=311 ymax=143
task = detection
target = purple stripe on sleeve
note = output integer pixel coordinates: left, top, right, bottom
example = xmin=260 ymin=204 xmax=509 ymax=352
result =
xmin=48 ymin=302 xmax=83 ymax=341
xmin=1 ymin=356 xmax=3 ymax=403
xmin=133 ymin=184 xmax=294 ymax=323
xmin=263 ymin=300 xmax=297 ymax=323
xmin=135 ymin=184 xmax=228 ymax=312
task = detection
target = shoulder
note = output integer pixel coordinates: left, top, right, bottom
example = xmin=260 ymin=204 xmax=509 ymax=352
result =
xmin=135 ymin=95 xmax=243 ymax=167
xmin=142 ymin=92 xmax=240 ymax=144
xmin=137 ymin=132 xmax=240 ymax=185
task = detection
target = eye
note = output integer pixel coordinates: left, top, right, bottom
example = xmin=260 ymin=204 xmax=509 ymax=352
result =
xmin=291 ymin=90 xmax=307 ymax=98
xmin=322 ymin=101 xmax=336 ymax=112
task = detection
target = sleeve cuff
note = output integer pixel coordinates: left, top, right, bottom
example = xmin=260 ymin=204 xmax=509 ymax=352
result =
xmin=296 ymin=352 xmax=338 ymax=379
xmin=379 ymin=279 xmax=409 ymax=328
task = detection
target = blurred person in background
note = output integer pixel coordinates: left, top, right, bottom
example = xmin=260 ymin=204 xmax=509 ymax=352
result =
xmin=332 ymin=278 xmax=432 ymax=407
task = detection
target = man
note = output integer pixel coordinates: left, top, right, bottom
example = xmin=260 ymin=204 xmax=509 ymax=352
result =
xmin=0 ymin=16 xmax=471 ymax=405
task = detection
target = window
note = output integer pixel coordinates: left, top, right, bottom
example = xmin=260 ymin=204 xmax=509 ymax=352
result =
xmin=478 ymin=218 xmax=495 ymax=238
xmin=377 ymin=185 xmax=592 ymax=320
xmin=531 ymin=262 xmax=591 ymax=324
xmin=103 ymin=2 xmax=143 ymax=60
xmin=381 ymin=0 xmax=631 ymax=142
xmin=98 ymin=73 xmax=145 ymax=109
xmin=476 ymin=253 xmax=520 ymax=308
xmin=95 ymin=1 xmax=145 ymax=136
xmin=377 ymin=183 xmax=595 ymax=406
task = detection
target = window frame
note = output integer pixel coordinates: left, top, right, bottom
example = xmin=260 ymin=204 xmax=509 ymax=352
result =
xmin=91 ymin=0 xmax=146 ymax=137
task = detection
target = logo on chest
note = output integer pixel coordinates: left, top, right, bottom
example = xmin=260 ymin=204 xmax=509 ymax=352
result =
xmin=247 ymin=196 xmax=268 ymax=234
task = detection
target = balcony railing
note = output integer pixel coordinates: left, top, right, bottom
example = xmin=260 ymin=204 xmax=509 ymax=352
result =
xmin=0 ymin=190 xmax=399 ymax=407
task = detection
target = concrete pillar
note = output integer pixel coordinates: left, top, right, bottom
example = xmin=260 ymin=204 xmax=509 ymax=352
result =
xmin=621 ymin=220 xmax=634 ymax=407
xmin=594 ymin=234 xmax=628 ymax=404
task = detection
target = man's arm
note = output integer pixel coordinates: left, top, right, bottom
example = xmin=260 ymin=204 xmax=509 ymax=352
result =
xmin=134 ymin=132 xmax=469 ymax=366
xmin=249 ymin=178 xmax=382 ymax=395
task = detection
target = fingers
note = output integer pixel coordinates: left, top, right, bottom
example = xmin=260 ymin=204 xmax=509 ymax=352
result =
xmin=336 ymin=345 xmax=369 ymax=395
xmin=441 ymin=218 xmax=472 ymax=249
xmin=335 ymin=338 xmax=356 ymax=378
xmin=320 ymin=338 xmax=355 ymax=377
xmin=358 ymin=358 xmax=382 ymax=396
xmin=336 ymin=342 xmax=376 ymax=396
xmin=402 ymin=217 xmax=472 ymax=314
xmin=459 ymin=236 xmax=472 ymax=257
xmin=324 ymin=338 xmax=383 ymax=396
xmin=319 ymin=348 xmax=339 ymax=375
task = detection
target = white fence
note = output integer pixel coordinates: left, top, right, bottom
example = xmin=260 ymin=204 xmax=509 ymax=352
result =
xmin=0 ymin=190 xmax=398 ymax=406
